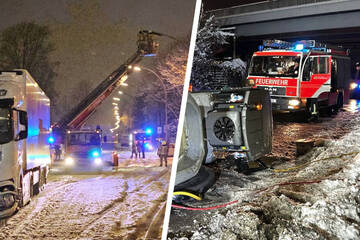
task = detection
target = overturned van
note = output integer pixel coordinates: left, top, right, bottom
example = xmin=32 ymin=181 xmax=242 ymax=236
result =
xmin=174 ymin=88 xmax=272 ymax=194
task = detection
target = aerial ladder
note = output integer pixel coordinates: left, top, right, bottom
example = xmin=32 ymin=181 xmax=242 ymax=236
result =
xmin=51 ymin=30 xmax=161 ymax=161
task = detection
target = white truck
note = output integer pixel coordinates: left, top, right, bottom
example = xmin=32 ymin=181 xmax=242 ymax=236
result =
xmin=0 ymin=70 xmax=50 ymax=218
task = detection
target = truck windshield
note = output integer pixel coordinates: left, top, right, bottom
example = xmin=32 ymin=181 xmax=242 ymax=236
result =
xmin=69 ymin=133 xmax=100 ymax=146
xmin=249 ymin=56 xmax=300 ymax=77
xmin=135 ymin=133 xmax=150 ymax=141
xmin=0 ymin=108 xmax=12 ymax=144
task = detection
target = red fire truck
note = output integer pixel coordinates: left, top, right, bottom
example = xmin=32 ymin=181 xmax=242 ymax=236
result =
xmin=247 ymin=40 xmax=351 ymax=120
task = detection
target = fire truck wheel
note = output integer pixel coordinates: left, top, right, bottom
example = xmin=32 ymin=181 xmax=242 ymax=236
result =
xmin=336 ymin=93 xmax=344 ymax=110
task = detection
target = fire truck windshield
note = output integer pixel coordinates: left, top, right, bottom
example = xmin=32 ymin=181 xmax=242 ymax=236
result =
xmin=0 ymin=108 xmax=12 ymax=144
xmin=249 ymin=56 xmax=300 ymax=77
xmin=135 ymin=133 xmax=150 ymax=141
xmin=69 ymin=133 xmax=100 ymax=146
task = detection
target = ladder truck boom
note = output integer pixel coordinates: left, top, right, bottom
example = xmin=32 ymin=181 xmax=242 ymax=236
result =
xmin=55 ymin=30 xmax=159 ymax=130
xmin=51 ymin=31 xmax=160 ymax=167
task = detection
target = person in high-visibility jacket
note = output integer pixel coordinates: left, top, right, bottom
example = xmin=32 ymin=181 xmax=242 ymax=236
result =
xmin=158 ymin=140 xmax=169 ymax=167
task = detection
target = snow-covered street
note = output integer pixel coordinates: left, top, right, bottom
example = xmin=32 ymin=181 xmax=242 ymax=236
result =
xmin=0 ymin=151 xmax=172 ymax=240
xmin=168 ymin=100 xmax=360 ymax=240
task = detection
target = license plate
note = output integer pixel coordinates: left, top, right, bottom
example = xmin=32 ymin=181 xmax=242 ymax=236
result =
xmin=258 ymin=86 xmax=286 ymax=96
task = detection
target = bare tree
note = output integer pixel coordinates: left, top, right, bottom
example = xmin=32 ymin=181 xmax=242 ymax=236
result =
xmin=0 ymin=21 xmax=57 ymax=105
xmin=135 ymin=38 xmax=189 ymax=140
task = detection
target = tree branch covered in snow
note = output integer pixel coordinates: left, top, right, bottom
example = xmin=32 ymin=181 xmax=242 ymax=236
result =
xmin=133 ymin=37 xmax=189 ymax=140
xmin=191 ymin=15 xmax=246 ymax=91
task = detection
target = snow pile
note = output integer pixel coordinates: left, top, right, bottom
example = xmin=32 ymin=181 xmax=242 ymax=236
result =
xmin=174 ymin=118 xmax=360 ymax=240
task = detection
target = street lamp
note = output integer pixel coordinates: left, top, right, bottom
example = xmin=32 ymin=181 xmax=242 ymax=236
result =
xmin=133 ymin=66 xmax=141 ymax=72
xmin=132 ymin=65 xmax=169 ymax=141
xmin=120 ymin=82 xmax=128 ymax=86
xmin=113 ymin=97 xmax=120 ymax=101
xmin=121 ymin=75 xmax=128 ymax=82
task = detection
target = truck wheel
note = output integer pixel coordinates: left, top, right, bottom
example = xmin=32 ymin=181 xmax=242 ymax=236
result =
xmin=326 ymin=105 xmax=337 ymax=117
xmin=336 ymin=93 xmax=344 ymax=110
xmin=175 ymin=94 xmax=205 ymax=186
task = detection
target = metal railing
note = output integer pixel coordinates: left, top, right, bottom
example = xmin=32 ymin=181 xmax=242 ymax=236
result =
xmin=209 ymin=0 xmax=335 ymax=17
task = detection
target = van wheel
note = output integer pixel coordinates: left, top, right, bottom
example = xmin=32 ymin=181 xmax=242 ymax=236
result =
xmin=234 ymin=157 xmax=249 ymax=172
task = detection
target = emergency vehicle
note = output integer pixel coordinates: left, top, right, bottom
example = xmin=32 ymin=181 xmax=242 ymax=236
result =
xmin=130 ymin=128 xmax=154 ymax=151
xmin=247 ymin=40 xmax=351 ymax=120
xmin=0 ymin=70 xmax=50 ymax=218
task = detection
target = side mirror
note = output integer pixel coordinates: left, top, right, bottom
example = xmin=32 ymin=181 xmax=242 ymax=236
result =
xmin=19 ymin=111 xmax=27 ymax=125
xmin=17 ymin=130 xmax=27 ymax=140
xmin=15 ymin=110 xmax=28 ymax=141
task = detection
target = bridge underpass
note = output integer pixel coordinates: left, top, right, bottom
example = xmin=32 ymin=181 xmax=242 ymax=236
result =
xmin=208 ymin=0 xmax=360 ymax=66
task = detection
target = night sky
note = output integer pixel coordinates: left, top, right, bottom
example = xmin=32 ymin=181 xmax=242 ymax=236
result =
xmin=0 ymin=0 xmax=196 ymax=133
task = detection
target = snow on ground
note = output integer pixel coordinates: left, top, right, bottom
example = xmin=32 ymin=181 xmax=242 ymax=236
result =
xmin=117 ymin=150 xmax=168 ymax=168
xmin=168 ymin=107 xmax=360 ymax=240
xmin=0 ymin=151 xmax=172 ymax=240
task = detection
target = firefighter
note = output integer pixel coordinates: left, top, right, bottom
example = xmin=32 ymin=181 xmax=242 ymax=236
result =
xmin=54 ymin=144 xmax=61 ymax=161
xmin=355 ymin=62 xmax=360 ymax=81
xmin=287 ymin=61 xmax=299 ymax=75
xmin=130 ymin=138 xmax=138 ymax=159
xmin=136 ymin=140 xmax=142 ymax=158
xmin=158 ymin=140 xmax=169 ymax=167
xmin=140 ymin=139 xmax=146 ymax=159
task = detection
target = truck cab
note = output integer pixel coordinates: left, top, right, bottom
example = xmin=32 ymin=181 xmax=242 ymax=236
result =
xmin=64 ymin=130 xmax=102 ymax=168
xmin=0 ymin=70 xmax=50 ymax=218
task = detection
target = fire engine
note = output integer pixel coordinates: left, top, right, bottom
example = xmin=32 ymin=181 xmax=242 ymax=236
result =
xmin=247 ymin=40 xmax=351 ymax=120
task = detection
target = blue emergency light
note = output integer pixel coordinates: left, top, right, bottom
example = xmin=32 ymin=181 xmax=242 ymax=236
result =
xmin=295 ymin=44 xmax=304 ymax=50
xmin=145 ymin=128 xmax=152 ymax=135
xmin=48 ymin=136 xmax=55 ymax=144
xmin=91 ymin=150 xmax=100 ymax=157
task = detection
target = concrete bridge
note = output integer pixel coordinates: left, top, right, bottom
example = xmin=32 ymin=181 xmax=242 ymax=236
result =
xmin=208 ymin=0 xmax=360 ymax=61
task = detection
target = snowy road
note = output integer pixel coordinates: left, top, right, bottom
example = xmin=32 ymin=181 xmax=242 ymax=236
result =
xmin=168 ymin=100 xmax=360 ymax=240
xmin=0 ymin=151 xmax=172 ymax=240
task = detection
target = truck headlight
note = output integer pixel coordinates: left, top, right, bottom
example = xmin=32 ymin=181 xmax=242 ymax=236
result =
xmin=247 ymin=79 xmax=255 ymax=86
xmin=289 ymin=99 xmax=300 ymax=106
xmin=350 ymin=82 xmax=358 ymax=90
xmin=94 ymin=157 xmax=102 ymax=166
xmin=65 ymin=157 xmax=74 ymax=166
